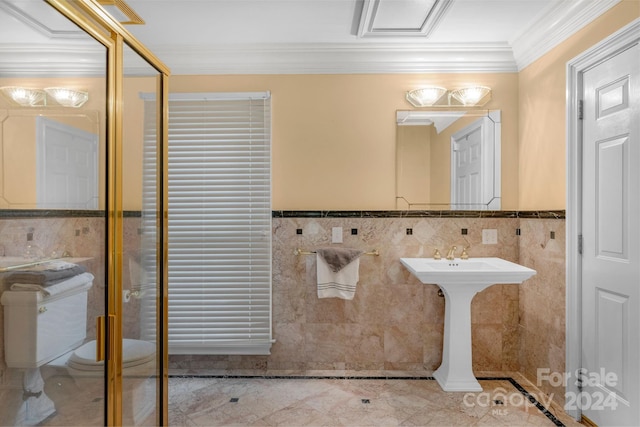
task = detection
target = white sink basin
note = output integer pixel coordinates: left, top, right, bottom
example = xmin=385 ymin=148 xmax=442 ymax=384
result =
xmin=400 ymin=257 xmax=536 ymax=392
xmin=400 ymin=257 xmax=536 ymax=286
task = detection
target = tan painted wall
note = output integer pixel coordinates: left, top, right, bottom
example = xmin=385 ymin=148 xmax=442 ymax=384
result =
xmin=518 ymin=0 xmax=640 ymax=210
xmin=396 ymin=124 xmax=431 ymax=207
xmin=122 ymin=76 xmax=157 ymax=211
xmin=169 ymin=73 xmax=519 ymax=211
xmin=5 ymin=2 xmax=637 ymax=212
xmin=1 ymin=72 xmax=518 ymax=211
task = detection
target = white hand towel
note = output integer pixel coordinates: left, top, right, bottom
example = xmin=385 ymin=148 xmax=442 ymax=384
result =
xmin=316 ymin=254 xmax=360 ymax=300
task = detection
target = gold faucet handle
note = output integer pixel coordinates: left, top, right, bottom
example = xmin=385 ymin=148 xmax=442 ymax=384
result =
xmin=460 ymin=246 xmax=469 ymax=260
xmin=433 ymin=248 xmax=442 ymax=260
xmin=446 ymin=245 xmax=457 ymax=260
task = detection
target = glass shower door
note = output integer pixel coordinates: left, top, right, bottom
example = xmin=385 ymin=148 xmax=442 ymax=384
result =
xmin=0 ymin=1 xmax=169 ymax=425
xmin=0 ymin=1 xmax=109 ymax=425
xmin=120 ymin=41 xmax=166 ymax=425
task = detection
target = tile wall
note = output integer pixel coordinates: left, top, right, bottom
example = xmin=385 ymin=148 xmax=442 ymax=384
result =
xmin=170 ymin=212 xmax=566 ymax=390
xmin=0 ymin=212 xmax=567 ymax=407
xmin=269 ymin=215 xmax=521 ymax=372
xmin=518 ymin=217 xmax=566 ymax=406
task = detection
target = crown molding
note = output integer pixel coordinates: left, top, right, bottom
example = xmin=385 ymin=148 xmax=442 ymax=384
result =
xmin=129 ymin=0 xmax=622 ymax=77
xmin=0 ymin=1 xmax=87 ymax=40
xmin=0 ymin=45 xmax=106 ymax=77
xmin=510 ymin=0 xmax=621 ymax=71
xmin=0 ymin=0 xmax=621 ymax=76
xmin=150 ymin=42 xmax=518 ymax=75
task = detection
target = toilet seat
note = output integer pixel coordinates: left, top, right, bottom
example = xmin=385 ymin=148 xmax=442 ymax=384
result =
xmin=67 ymin=339 xmax=156 ymax=371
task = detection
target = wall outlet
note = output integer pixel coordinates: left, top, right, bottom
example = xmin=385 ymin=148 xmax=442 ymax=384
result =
xmin=482 ymin=229 xmax=498 ymax=244
xmin=332 ymin=227 xmax=343 ymax=243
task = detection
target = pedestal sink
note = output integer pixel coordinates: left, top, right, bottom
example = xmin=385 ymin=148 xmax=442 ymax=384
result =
xmin=400 ymin=257 xmax=536 ymax=392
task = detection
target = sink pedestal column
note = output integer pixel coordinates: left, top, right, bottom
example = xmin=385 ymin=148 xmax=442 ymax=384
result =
xmin=433 ymin=283 xmax=492 ymax=392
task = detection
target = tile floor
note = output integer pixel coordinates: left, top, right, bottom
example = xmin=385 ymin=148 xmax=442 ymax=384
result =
xmin=0 ymin=369 xmax=583 ymax=426
xmin=168 ymin=372 xmax=583 ymax=427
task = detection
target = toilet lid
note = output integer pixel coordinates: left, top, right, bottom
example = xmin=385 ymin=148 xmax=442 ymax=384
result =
xmin=68 ymin=339 xmax=156 ymax=371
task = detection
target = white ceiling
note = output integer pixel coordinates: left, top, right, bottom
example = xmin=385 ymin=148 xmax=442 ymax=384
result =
xmin=122 ymin=0 xmax=620 ymax=74
xmin=0 ymin=0 xmax=622 ymax=76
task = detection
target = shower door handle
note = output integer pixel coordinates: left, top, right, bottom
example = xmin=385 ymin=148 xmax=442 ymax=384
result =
xmin=96 ymin=314 xmax=115 ymax=362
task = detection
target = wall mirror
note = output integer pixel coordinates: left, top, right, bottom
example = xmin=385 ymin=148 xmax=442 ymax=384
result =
xmin=0 ymin=0 xmax=107 ymax=209
xmin=396 ymin=109 xmax=501 ymax=210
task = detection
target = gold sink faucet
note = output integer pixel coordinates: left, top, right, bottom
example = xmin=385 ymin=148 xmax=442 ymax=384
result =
xmin=446 ymin=245 xmax=457 ymax=260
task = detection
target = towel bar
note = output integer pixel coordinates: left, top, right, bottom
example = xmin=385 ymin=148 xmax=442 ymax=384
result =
xmin=294 ymin=248 xmax=379 ymax=256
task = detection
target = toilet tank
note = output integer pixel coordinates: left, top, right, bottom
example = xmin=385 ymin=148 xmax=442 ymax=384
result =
xmin=1 ymin=272 xmax=94 ymax=368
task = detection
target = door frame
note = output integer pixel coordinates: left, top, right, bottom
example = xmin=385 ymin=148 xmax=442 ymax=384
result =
xmin=566 ymin=17 xmax=640 ymax=421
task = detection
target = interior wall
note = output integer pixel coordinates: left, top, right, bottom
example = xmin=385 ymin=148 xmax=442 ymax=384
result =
xmin=396 ymin=125 xmax=431 ymax=206
xmin=518 ymin=0 xmax=640 ymax=210
xmin=170 ymin=215 xmax=523 ymax=373
xmin=518 ymin=217 xmax=566 ymax=407
xmin=169 ymin=73 xmax=519 ymax=211
xmin=122 ymin=76 xmax=157 ymax=211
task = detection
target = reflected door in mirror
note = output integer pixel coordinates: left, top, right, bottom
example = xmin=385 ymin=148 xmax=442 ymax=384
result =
xmin=396 ymin=109 xmax=501 ymax=210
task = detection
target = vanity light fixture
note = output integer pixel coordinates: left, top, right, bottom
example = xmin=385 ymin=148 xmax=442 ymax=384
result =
xmin=0 ymin=86 xmax=47 ymax=107
xmin=449 ymin=86 xmax=491 ymax=106
xmin=44 ymin=87 xmax=89 ymax=108
xmin=406 ymin=86 xmax=447 ymax=107
xmin=1 ymin=86 xmax=89 ymax=108
xmin=405 ymin=85 xmax=492 ymax=108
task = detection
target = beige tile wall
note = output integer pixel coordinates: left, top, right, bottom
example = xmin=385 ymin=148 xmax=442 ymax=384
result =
xmin=170 ymin=216 xmax=532 ymax=373
xmin=0 ymin=215 xmax=567 ymax=402
xmin=518 ymin=218 xmax=566 ymax=406
xmin=268 ymin=216 xmax=522 ymax=372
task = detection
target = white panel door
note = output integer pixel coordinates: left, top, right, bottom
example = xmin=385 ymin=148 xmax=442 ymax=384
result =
xmin=452 ymin=125 xmax=482 ymax=208
xmin=582 ymin=43 xmax=640 ymax=426
xmin=450 ymin=114 xmax=499 ymax=210
xmin=36 ymin=117 xmax=98 ymax=209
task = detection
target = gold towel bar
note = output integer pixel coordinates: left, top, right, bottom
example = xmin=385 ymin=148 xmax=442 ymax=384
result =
xmin=294 ymin=248 xmax=379 ymax=256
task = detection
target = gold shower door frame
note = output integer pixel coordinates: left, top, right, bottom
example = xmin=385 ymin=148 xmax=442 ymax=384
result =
xmin=45 ymin=1 xmax=170 ymax=425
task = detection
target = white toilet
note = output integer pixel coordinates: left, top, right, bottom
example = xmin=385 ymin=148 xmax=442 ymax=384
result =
xmin=1 ymin=272 xmax=156 ymax=425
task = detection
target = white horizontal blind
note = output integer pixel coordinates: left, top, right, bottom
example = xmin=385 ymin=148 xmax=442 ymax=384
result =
xmin=167 ymin=92 xmax=272 ymax=355
xmin=139 ymin=96 xmax=160 ymax=343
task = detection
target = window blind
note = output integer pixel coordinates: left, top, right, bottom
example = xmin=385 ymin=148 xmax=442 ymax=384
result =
xmin=139 ymin=95 xmax=160 ymax=343
xmin=166 ymin=92 xmax=272 ymax=355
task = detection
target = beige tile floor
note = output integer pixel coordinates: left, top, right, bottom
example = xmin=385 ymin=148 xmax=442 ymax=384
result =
xmin=168 ymin=373 xmax=583 ymax=427
xmin=0 ymin=369 xmax=583 ymax=426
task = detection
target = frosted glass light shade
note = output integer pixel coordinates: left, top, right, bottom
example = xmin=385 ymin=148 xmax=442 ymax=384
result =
xmin=449 ymin=86 xmax=491 ymax=106
xmin=406 ymin=86 xmax=447 ymax=107
xmin=45 ymin=87 xmax=89 ymax=108
xmin=0 ymin=86 xmax=47 ymax=107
